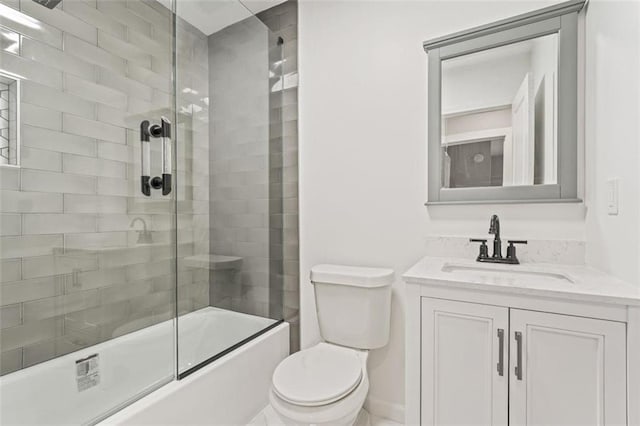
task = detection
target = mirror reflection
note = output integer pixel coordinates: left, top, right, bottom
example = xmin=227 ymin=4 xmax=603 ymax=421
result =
xmin=441 ymin=34 xmax=558 ymax=189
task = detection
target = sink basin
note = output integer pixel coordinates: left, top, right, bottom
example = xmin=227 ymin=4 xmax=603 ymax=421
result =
xmin=441 ymin=263 xmax=574 ymax=284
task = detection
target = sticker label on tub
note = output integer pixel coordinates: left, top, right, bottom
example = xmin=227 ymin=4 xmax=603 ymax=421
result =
xmin=75 ymin=354 xmax=100 ymax=392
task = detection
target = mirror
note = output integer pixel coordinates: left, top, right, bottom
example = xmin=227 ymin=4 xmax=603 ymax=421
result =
xmin=441 ymin=34 xmax=558 ymax=189
xmin=424 ymin=0 xmax=584 ymax=204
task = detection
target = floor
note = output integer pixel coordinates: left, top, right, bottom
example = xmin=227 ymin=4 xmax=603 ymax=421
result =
xmin=248 ymin=405 xmax=403 ymax=425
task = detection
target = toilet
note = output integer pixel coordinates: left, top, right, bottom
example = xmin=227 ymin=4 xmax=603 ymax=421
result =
xmin=269 ymin=264 xmax=394 ymax=426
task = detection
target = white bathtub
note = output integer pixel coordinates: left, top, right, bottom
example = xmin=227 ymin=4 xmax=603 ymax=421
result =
xmin=0 ymin=307 xmax=289 ymax=426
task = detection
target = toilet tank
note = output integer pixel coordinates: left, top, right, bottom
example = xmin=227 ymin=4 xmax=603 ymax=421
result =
xmin=310 ymin=264 xmax=394 ymax=350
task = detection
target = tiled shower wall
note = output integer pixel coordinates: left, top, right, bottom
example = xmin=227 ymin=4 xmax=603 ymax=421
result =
xmin=207 ymin=1 xmax=299 ymax=352
xmin=258 ymin=0 xmax=299 ymax=352
xmin=0 ymin=0 xmax=210 ymax=375
xmin=207 ymin=18 xmax=271 ymax=316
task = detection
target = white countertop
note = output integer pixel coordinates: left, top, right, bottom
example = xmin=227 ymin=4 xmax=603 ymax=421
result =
xmin=403 ymin=256 xmax=640 ymax=306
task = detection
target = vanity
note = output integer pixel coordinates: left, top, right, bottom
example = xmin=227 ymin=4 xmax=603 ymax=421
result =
xmin=404 ymin=257 xmax=640 ymax=425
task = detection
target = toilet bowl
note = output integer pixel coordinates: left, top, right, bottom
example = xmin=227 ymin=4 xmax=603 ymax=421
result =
xmin=268 ymin=264 xmax=394 ymax=426
xmin=269 ymin=343 xmax=369 ymax=425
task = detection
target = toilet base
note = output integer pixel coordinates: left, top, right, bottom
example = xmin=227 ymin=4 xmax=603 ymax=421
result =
xmin=353 ymin=408 xmax=371 ymax=426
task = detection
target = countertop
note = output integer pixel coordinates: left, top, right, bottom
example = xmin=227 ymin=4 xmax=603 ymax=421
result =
xmin=403 ymin=256 xmax=640 ymax=306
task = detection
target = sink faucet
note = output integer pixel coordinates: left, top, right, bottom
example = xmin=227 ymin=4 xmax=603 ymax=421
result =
xmin=489 ymin=214 xmax=501 ymax=258
xmin=130 ymin=217 xmax=153 ymax=244
xmin=469 ymin=215 xmax=527 ymax=264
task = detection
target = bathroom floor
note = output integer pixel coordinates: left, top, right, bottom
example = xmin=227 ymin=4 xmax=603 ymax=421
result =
xmin=248 ymin=405 xmax=403 ymax=426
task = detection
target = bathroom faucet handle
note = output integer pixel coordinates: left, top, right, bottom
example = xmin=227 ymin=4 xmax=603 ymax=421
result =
xmin=470 ymin=238 xmax=489 ymax=259
xmin=507 ymin=240 xmax=528 ymax=245
xmin=506 ymin=240 xmax=528 ymax=263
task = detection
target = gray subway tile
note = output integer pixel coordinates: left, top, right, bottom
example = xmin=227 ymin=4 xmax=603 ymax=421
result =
xmin=63 ymin=34 xmax=126 ymax=74
xmin=65 ymin=231 xmax=126 ymax=251
xmin=0 ymin=167 xmax=19 ymax=190
xmin=64 ymin=74 xmax=127 ymax=109
xmin=0 ymin=276 xmax=65 ymax=304
xmin=22 ymin=81 xmax=95 ymax=119
xmin=0 ymin=4 xmax=62 ymax=49
xmin=127 ymin=30 xmax=170 ymax=62
xmin=0 ymin=304 xmax=21 ymax=329
xmin=21 ymin=169 xmax=96 ymax=194
xmin=21 ymin=146 xmax=62 ymax=172
xmin=68 ymin=267 xmax=126 ymax=292
xmin=62 ymin=153 xmax=126 ymax=179
xmin=96 ymin=0 xmax=152 ymax=37
xmin=22 ymin=37 xmax=96 ymax=81
xmin=61 ymin=0 xmax=126 ymax=40
xmin=20 ymin=0 xmax=97 ymax=44
xmin=97 ymin=30 xmax=151 ymax=68
xmin=22 ymin=125 xmax=97 ymax=157
xmin=96 ymin=176 xmax=129 ymax=197
xmin=0 ymin=52 xmax=63 ymax=89
xmin=21 ymin=102 xmax=62 ymax=131
xmin=23 ymin=213 xmax=96 ymax=234
xmin=63 ymin=194 xmax=127 ymax=214
xmin=97 ymin=69 xmax=153 ymax=102
xmin=0 ymin=213 xmax=20 ymax=236
xmin=0 ymin=234 xmax=63 ymax=259
xmin=96 ymin=104 xmax=132 ymax=129
xmin=23 ymin=289 xmax=99 ymax=322
xmin=127 ymin=62 xmax=170 ymax=92
xmin=0 ymin=317 xmax=62 ymax=351
xmin=0 ymin=258 xmax=21 ymax=282
xmin=22 ymin=253 xmax=98 ymax=280
xmin=63 ymin=114 xmax=125 ymax=144
xmin=97 ymin=141 xmax=131 ymax=162
xmin=0 ymin=190 xmax=62 ymax=213
xmin=0 ymin=347 xmax=22 ymax=375
xmin=125 ymin=1 xmax=170 ymax=33
xmin=98 ymin=245 xmax=152 ymax=268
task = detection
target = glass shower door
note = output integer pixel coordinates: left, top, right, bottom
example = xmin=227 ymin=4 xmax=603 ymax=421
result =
xmin=0 ymin=0 xmax=178 ymax=424
xmin=174 ymin=0 xmax=285 ymax=376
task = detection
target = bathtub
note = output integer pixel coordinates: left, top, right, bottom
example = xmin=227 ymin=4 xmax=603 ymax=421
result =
xmin=0 ymin=307 xmax=289 ymax=425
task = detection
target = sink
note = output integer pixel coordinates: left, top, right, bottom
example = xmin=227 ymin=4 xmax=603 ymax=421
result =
xmin=441 ymin=263 xmax=574 ymax=284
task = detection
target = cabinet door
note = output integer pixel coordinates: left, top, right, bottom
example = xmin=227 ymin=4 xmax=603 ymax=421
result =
xmin=421 ymin=298 xmax=508 ymax=426
xmin=509 ymin=309 xmax=627 ymax=426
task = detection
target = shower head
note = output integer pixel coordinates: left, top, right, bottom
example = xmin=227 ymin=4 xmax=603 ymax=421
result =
xmin=31 ymin=0 xmax=62 ymax=9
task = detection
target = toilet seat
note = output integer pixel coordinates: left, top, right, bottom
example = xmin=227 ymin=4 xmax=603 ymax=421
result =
xmin=272 ymin=343 xmax=363 ymax=407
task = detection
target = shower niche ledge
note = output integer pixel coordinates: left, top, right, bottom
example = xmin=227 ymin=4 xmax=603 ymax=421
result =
xmin=183 ymin=254 xmax=243 ymax=271
xmin=403 ymin=256 xmax=640 ymax=426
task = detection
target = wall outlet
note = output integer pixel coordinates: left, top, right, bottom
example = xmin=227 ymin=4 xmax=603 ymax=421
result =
xmin=606 ymin=178 xmax=619 ymax=215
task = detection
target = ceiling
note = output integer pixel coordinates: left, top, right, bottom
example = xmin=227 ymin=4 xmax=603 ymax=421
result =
xmin=157 ymin=0 xmax=287 ymax=36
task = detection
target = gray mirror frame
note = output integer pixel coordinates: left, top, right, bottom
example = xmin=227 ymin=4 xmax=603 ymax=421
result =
xmin=424 ymin=0 xmax=585 ymax=205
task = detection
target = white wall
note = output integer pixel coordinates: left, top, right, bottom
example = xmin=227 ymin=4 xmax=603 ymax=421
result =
xmin=299 ymin=0 xmax=640 ymax=414
xmin=584 ymin=0 xmax=640 ymax=288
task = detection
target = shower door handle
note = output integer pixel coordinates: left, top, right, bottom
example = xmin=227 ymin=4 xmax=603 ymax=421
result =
xmin=140 ymin=120 xmax=152 ymax=196
xmin=139 ymin=117 xmax=172 ymax=196
xmin=158 ymin=117 xmax=172 ymax=196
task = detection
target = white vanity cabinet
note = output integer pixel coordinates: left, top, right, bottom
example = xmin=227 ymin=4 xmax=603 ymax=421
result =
xmin=405 ymin=257 xmax=640 ymax=426
xmin=508 ymin=309 xmax=626 ymax=426
xmin=421 ymin=298 xmax=626 ymax=426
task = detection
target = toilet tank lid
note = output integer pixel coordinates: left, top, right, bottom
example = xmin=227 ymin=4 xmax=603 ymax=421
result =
xmin=310 ymin=264 xmax=394 ymax=288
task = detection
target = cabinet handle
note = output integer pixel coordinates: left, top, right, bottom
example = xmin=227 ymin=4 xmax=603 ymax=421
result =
xmin=497 ymin=328 xmax=504 ymax=376
xmin=514 ymin=331 xmax=523 ymax=380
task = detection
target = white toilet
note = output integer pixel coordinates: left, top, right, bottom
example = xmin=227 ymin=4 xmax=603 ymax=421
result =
xmin=269 ymin=264 xmax=394 ymax=426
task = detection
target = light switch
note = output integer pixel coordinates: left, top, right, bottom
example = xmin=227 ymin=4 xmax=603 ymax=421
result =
xmin=606 ymin=178 xmax=619 ymax=215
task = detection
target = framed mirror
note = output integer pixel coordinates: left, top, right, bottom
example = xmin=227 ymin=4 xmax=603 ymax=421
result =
xmin=424 ymin=0 xmax=585 ymax=204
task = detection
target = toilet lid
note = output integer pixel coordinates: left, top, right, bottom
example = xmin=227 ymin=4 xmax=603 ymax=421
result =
xmin=272 ymin=343 xmax=363 ymax=407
